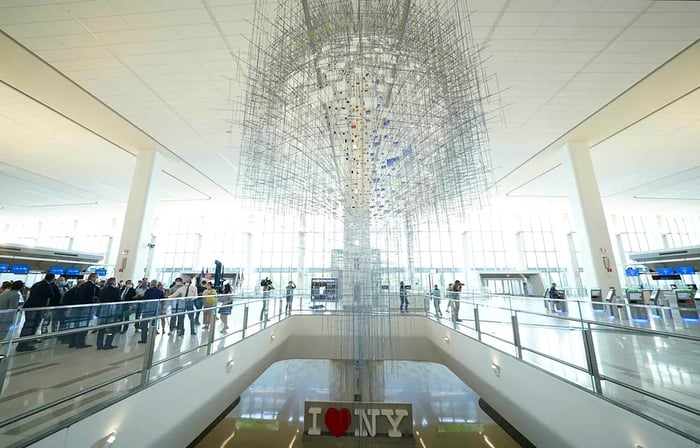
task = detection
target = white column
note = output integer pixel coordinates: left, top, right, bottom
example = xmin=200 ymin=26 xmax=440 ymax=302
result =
xmin=560 ymin=142 xmax=621 ymax=293
xmin=651 ymin=215 xmax=669 ymax=249
xmin=115 ymin=149 xmax=162 ymax=281
xmin=461 ymin=231 xmax=481 ymax=289
xmin=555 ymin=214 xmax=579 ymax=289
xmin=243 ymin=231 xmax=253 ymax=291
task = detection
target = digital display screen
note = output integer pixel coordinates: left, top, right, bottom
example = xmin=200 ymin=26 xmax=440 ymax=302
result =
xmin=676 ymin=266 xmax=695 ymax=275
xmin=657 ymin=267 xmax=675 ymax=276
xmin=0 ymin=263 xmax=8 ymax=273
xmin=95 ymin=268 xmax=108 ymax=276
xmin=625 ymin=268 xmax=640 ymax=277
xmin=628 ymin=292 xmax=642 ymax=301
xmin=677 ymin=292 xmax=690 ymax=300
xmin=311 ymin=278 xmax=338 ymax=301
xmin=11 ymin=264 xmax=30 ymax=274
xmin=66 ymin=267 xmax=81 ymax=276
xmin=49 ymin=266 xmax=65 ymax=275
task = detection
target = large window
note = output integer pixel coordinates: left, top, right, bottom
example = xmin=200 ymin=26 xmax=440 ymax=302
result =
xmin=664 ymin=217 xmax=695 ymax=248
xmin=520 ymin=215 xmax=567 ymax=286
xmin=464 ymin=214 xmax=512 ymax=269
xmin=617 ymin=215 xmax=652 ymax=263
xmin=152 ymin=216 xmax=200 ymax=282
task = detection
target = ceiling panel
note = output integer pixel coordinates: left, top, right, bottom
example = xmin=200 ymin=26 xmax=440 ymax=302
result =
xmin=0 ymin=0 xmax=698 ymax=210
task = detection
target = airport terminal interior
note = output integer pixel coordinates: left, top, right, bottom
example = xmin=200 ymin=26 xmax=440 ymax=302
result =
xmin=1 ymin=0 xmax=700 ymax=447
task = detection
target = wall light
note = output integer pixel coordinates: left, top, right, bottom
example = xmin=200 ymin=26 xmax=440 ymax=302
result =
xmin=634 ymin=444 xmax=645 ymax=448
xmin=106 ymin=431 xmax=117 ymax=445
xmin=270 ymin=333 xmax=276 ymax=340
xmin=443 ymin=335 xmax=449 ymax=343
xmin=226 ymin=360 xmax=235 ymax=373
xmin=491 ymin=363 xmax=500 ymax=378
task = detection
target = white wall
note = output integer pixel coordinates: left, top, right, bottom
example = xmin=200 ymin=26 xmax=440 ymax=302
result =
xmin=31 ymin=316 xmax=697 ymax=448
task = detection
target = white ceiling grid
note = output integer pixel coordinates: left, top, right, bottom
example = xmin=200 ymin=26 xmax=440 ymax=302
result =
xmin=0 ymin=0 xmax=698 ymax=209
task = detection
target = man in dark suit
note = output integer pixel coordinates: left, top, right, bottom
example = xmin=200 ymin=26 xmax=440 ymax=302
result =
xmin=96 ymin=277 xmax=121 ymax=350
xmin=70 ymin=273 xmax=98 ymax=349
xmin=119 ymin=280 xmax=136 ymax=333
xmin=16 ymin=274 xmax=59 ymax=352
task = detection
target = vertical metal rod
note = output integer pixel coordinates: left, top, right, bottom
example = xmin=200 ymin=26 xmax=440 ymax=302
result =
xmin=242 ymin=304 xmax=249 ymax=339
xmin=0 ymin=354 xmax=9 ymax=397
xmin=474 ymin=306 xmax=481 ymax=341
xmin=206 ymin=305 xmax=217 ymax=356
xmin=140 ymin=316 xmax=157 ymax=387
xmin=511 ymin=313 xmax=522 ymax=359
xmin=583 ymin=323 xmax=603 ymax=394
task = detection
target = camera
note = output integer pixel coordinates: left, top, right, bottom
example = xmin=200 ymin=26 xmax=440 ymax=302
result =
xmin=260 ymin=277 xmax=272 ymax=288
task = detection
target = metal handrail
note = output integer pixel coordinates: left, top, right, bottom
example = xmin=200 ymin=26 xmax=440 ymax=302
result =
xmin=434 ymin=295 xmax=700 ymax=343
xmin=0 ymin=297 xmax=271 ymax=346
xmin=1 ymin=294 xmax=699 ymax=445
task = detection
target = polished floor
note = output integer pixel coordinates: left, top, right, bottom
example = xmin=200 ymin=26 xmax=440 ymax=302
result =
xmin=196 ymin=359 xmax=521 ymax=448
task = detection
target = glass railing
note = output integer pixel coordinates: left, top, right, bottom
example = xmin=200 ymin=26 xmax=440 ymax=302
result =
xmin=0 ymin=294 xmax=292 ymax=448
xmin=1 ymin=292 xmax=698 ymax=446
xmin=432 ymin=293 xmax=700 ymax=443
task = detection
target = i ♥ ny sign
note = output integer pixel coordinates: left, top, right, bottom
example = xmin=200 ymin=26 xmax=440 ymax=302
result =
xmin=304 ymin=400 xmax=413 ymax=441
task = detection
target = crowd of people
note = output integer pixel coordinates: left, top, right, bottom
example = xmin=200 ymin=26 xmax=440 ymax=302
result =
xmin=0 ymin=274 xmax=235 ymax=353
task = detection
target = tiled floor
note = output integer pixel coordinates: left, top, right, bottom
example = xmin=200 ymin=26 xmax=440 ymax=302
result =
xmin=195 ymin=359 xmax=520 ymax=448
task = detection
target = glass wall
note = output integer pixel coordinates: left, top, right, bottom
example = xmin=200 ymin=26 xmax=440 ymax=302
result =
xmin=2 ymin=208 xmax=699 ymax=293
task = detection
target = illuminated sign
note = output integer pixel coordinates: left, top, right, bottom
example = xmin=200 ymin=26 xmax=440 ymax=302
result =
xmin=625 ymin=268 xmax=640 ymax=277
xmin=676 ymin=266 xmax=695 ymax=275
xmin=11 ymin=264 xmax=30 ymax=274
xmin=304 ymin=401 xmax=413 ymax=441
xmin=49 ymin=266 xmax=65 ymax=275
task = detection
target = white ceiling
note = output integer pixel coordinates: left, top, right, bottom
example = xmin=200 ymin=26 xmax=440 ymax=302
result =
xmin=0 ymin=0 xmax=699 ymax=211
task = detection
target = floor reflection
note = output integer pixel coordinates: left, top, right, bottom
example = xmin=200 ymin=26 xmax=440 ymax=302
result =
xmin=196 ymin=359 xmax=521 ymax=447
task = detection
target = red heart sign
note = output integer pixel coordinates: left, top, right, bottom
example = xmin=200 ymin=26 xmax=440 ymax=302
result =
xmin=324 ymin=407 xmax=351 ymax=437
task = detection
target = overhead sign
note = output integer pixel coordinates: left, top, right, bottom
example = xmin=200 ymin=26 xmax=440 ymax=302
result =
xmin=304 ymin=401 xmax=413 ymax=441
xmin=657 ymin=267 xmax=675 ymax=276
xmin=11 ymin=264 xmax=30 ymax=274
xmin=625 ymin=267 xmax=640 ymax=277
xmin=66 ymin=267 xmax=81 ymax=276
xmin=95 ymin=268 xmax=108 ymax=276
xmin=676 ymin=266 xmax=695 ymax=275
xmin=49 ymin=266 xmax=65 ymax=275
xmin=0 ymin=263 xmax=8 ymax=273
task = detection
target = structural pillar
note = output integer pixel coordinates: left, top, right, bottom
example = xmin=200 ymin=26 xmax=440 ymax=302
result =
xmin=115 ymin=149 xmax=162 ymax=281
xmin=461 ymin=231 xmax=481 ymax=289
xmin=560 ymin=142 xmax=621 ymax=293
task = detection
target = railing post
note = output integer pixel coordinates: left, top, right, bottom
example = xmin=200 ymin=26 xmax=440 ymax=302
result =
xmin=242 ymin=304 xmax=249 ymax=339
xmin=0 ymin=353 xmax=8 ymax=397
xmin=140 ymin=315 xmax=158 ymax=387
xmin=582 ymin=323 xmax=603 ymax=394
xmin=511 ymin=313 xmax=523 ymax=359
xmin=474 ymin=306 xmax=481 ymax=341
xmin=206 ymin=304 xmax=217 ymax=355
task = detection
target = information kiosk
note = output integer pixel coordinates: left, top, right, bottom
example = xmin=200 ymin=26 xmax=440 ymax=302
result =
xmin=648 ymin=289 xmax=662 ymax=318
xmin=626 ymin=289 xmax=648 ymax=320
xmin=591 ymin=288 xmax=604 ymax=312
xmin=675 ymin=289 xmax=698 ymax=319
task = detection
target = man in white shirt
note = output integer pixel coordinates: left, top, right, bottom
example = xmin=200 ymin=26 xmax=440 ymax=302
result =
xmin=167 ymin=279 xmax=197 ymax=336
